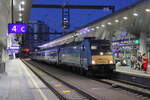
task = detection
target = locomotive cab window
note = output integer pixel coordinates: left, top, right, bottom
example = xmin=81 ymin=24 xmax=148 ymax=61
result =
xmin=101 ymin=45 xmax=111 ymax=52
xmin=91 ymin=46 xmax=97 ymax=50
xmin=90 ymin=40 xmax=112 ymax=55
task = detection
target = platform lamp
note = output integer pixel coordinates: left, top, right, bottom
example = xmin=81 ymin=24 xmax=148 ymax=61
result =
xmin=19 ymin=1 xmax=25 ymax=23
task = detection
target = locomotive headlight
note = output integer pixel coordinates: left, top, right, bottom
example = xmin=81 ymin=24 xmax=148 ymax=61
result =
xmin=92 ymin=60 xmax=96 ymax=64
xmin=109 ymin=60 xmax=113 ymax=64
xmin=100 ymin=52 xmax=103 ymax=55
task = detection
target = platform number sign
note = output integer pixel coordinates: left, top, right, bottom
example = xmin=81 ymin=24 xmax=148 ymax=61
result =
xmin=8 ymin=24 xmax=27 ymax=33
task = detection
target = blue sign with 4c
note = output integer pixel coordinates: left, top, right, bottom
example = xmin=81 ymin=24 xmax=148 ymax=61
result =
xmin=8 ymin=24 xmax=27 ymax=33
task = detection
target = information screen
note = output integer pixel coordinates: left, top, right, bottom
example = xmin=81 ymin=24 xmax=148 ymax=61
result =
xmin=8 ymin=24 xmax=27 ymax=33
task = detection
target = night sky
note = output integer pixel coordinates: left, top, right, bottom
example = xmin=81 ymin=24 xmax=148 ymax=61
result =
xmin=30 ymin=0 xmax=140 ymax=33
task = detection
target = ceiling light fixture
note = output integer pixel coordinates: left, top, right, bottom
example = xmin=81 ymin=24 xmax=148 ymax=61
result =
xmin=87 ymin=29 xmax=90 ymax=32
xmin=101 ymin=24 xmax=105 ymax=27
xmin=107 ymin=22 xmax=112 ymax=25
xmin=19 ymin=18 xmax=22 ymax=21
xmin=96 ymin=26 xmax=100 ymax=29
xmin=21 ymin=8 xmax=25 ymax=11
xmin=123 ymin=16 xmax=128 ymax=20
xmin=133 ymin=13 xmax=138 ymax=16
xmin=21 ymin=1 xmax=25 ymax=5
xmin=115 ymin=20 xmax=119 ymax=23
xmin=19 ymin=13 xmax=22 ymax=16
xmin=145 ymin=9 xmax=150 ymax=12
xmin=91 ymin=28 xmax=95 ymax=31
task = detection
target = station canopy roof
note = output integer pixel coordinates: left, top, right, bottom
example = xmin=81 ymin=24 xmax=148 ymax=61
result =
xmin=39 ymin=0 xmax=150 ymax=49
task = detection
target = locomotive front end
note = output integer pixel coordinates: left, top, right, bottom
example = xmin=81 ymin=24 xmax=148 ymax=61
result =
xmin=89 ymin=40 xmax=115 ymax=73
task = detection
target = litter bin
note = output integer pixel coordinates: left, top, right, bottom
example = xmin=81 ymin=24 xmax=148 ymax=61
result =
xmin=0 ymin=62 xmax=5 ymax=73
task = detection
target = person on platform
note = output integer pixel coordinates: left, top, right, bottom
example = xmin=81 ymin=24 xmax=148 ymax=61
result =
xmin=130 ymin=55 xmax=136 ymax=69
xmin=142 ymin=53 xmax=148 ymax=73
xmin=136 ymin=52 xmax=142 ymax=70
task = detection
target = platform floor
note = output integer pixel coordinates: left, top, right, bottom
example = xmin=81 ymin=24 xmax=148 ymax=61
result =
xmin=0 ymin=59 xmax=59 ymax=100
xmin=116 ymin=64 xmax=150 ymax=78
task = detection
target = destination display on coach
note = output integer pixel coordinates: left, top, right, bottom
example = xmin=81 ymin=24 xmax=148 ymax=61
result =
xmin=8 ymin=24 xmax=27 ymax=33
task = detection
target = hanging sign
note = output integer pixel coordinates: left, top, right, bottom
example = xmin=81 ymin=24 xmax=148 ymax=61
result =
xmin=8 ymin=24 xmax=27 ymax=33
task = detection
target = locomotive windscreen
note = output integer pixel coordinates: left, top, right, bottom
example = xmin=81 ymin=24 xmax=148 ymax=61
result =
xmin=90 ymin=40 xmax=112 ymax=55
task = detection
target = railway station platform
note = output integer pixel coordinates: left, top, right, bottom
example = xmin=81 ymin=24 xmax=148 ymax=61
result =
xmin=0 ymin=59 xmax=58 ymax=100
xmin=115 ymin=64 xmax=150 ymax=87
xmin=116 ymin=64 xmax=150 ymax=77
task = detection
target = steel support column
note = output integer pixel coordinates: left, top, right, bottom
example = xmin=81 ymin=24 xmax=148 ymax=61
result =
xmin=139 ymin=32 xmax=146 ymax=54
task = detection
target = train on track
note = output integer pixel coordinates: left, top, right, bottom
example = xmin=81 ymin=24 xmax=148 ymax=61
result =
xmin=31 ymin=37 xmax=115 ymax=76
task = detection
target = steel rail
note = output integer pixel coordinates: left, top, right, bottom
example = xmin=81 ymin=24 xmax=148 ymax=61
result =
xmin=22 ymin=60 xmax=66 ymax=100
xmin=97 ymin=78 xmax=150 ymax=98
xmin=22 ymin=60 xmax=97 ymax=100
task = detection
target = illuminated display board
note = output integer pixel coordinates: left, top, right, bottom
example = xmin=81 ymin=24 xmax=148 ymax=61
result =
xmin=133 ymin=40 xmax=140 ymax=44
xmin=8 ymin=24 xmax=27 ymax=33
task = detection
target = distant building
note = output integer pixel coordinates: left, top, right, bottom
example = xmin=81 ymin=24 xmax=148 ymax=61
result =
xmin=29 ymin=20 xmax=49 ymax=33
xmin=22 ymin=20 xmax=50 ymax=50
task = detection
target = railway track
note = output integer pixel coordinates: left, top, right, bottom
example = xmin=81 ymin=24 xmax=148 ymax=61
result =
xmin=22 ymin=60 xmax=97 ymax=100
xmin=96 ymin=78 xmax=150 ymax=98
xmin=22 ymin=59 xmax=150 ymax=100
